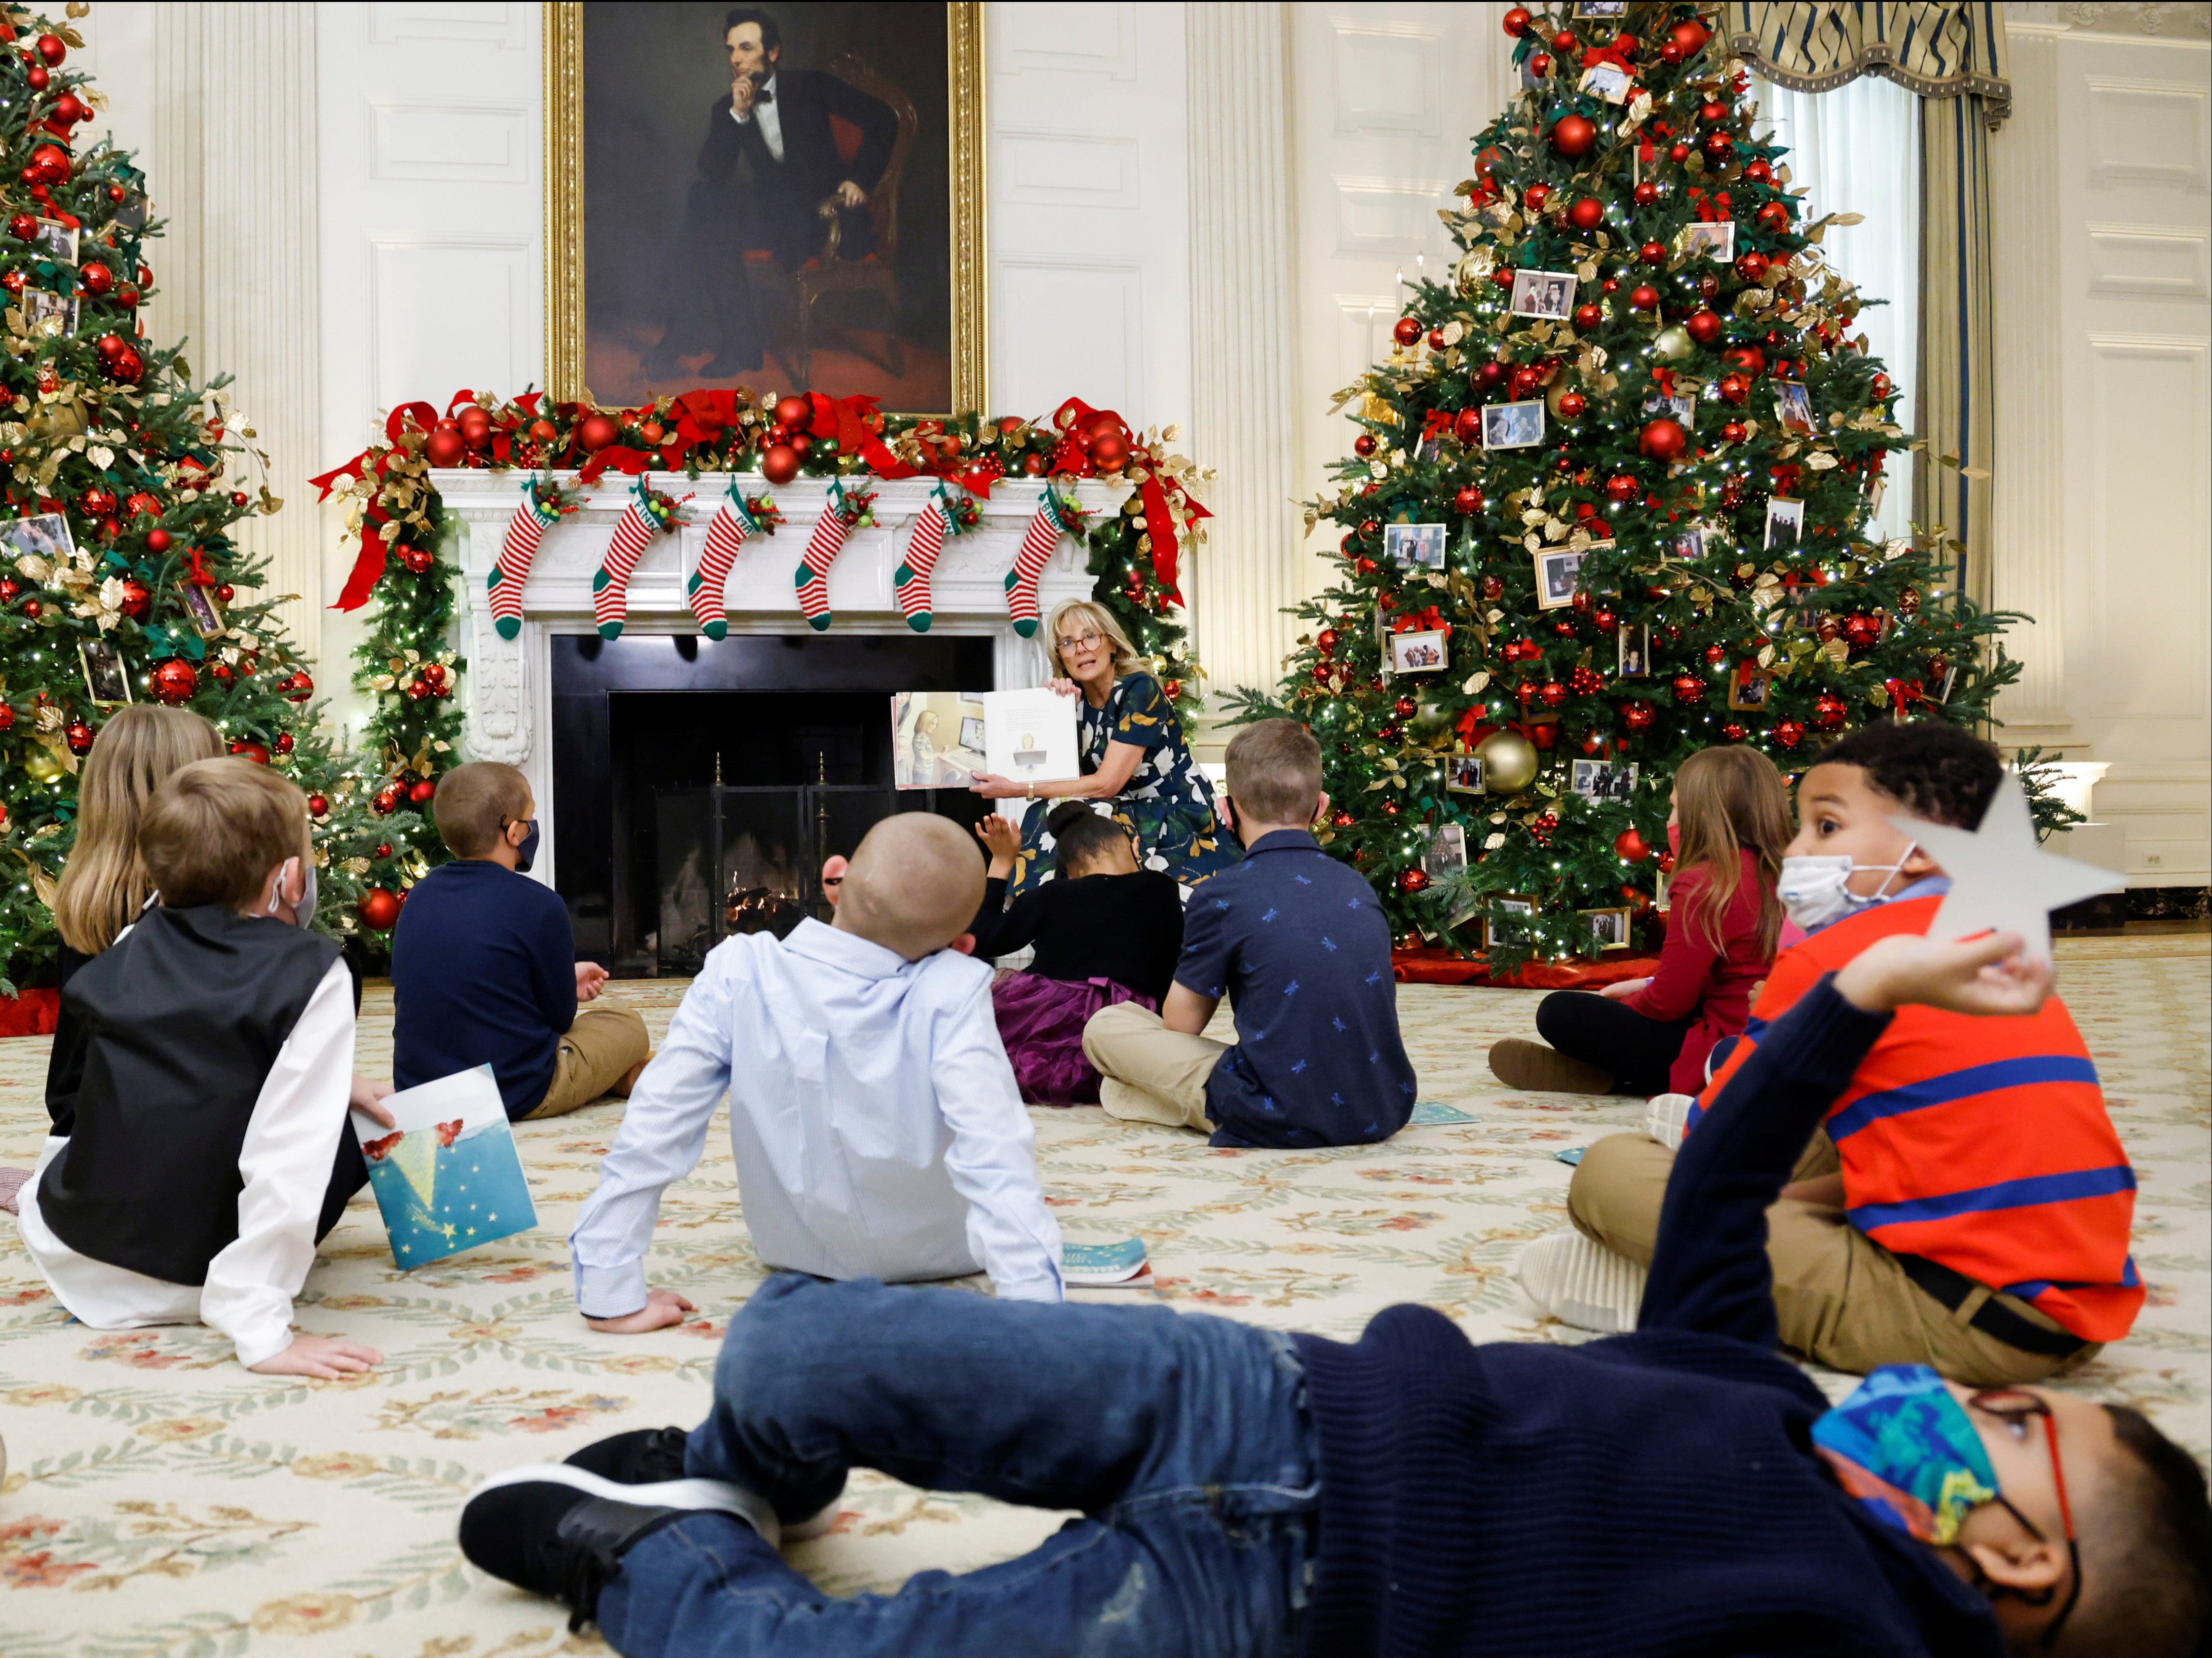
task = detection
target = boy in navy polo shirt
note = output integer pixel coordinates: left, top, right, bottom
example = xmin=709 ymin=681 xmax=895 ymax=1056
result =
xmin=1081 ymin=719 xmax=1416 ymax=1146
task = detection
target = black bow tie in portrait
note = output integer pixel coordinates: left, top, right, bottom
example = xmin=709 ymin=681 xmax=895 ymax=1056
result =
xmin=753 ymin=83 xmax=774 ymax=106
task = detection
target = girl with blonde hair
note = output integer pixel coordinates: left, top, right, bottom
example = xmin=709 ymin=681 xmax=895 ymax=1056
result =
xmin=1489 ymin=745 xmax=1793 ymax=1098
xmin=968 ymin=598 xmax=1235 ymax=895
xmin=53 ymin=705 xmax=224 ymax=962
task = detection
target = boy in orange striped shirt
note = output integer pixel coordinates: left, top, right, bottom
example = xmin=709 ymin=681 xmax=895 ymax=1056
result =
xmin=1535 ymin=723 xmax=2139 ymax=1385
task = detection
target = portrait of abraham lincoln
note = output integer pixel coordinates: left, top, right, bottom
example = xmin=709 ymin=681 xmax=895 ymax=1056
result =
xmin=573 ymin=2 xmax=973 ymax=411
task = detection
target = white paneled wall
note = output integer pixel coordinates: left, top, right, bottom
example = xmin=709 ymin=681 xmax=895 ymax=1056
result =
xmin=316 ymin=1 xmax=544 ymax=738
xmin=1288 ymin=5 xmax=1516 ymax=602
xmin=985 ymin=1 xmax=1190 ymax=423
xmin=1993 ymin=18 xmax=2211 ymax=886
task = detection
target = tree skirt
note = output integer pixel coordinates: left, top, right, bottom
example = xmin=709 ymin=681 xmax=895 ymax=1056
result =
xmin=0 ymin=989 xmax=57 ymax=1039
xmin=1392 ymin=948 xmax=1662 ymax=989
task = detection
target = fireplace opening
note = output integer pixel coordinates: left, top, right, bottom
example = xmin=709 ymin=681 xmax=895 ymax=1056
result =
xmin=549 ymin=633 xmax=996 ymax=976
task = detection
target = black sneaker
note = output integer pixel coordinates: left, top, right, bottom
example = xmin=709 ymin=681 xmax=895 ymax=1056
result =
xmin=458 ymin=1464 xmax=779 ymax=1630
xmin=565 ymin=1425 xmax=689 ymax=1486
xmin=563 ymin=1426 xmax=849 ymax=1541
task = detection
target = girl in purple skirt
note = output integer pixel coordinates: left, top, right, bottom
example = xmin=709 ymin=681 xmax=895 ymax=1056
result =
xmin=968 ymin=802 xmax=1184 ymax=1104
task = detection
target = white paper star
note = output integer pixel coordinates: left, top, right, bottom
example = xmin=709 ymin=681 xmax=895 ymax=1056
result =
xmin=1889 ymin=772 xmax=2123 ymax=963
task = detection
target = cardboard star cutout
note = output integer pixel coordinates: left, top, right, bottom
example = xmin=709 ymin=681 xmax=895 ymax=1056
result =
xmin=1889 ymin=772 xmax=2122 ymax=963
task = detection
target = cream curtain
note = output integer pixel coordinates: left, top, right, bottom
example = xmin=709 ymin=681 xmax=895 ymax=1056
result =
xmin=1727 ymin=3 xmax=2009 ymax=602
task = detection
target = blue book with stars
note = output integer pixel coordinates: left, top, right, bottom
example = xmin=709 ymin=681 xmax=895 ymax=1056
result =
xmin=350 ymin=1064 xmax=537 ymax=1270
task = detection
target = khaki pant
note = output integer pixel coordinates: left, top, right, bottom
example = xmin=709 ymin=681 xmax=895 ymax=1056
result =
xmin=1566 ymin=1130 xmax=2100 ymax=1387
xmin=1080 ymin=1003 xmax=1225 ymax=1132
xmin=522 ymin=1005 xmax=651 ymax=1121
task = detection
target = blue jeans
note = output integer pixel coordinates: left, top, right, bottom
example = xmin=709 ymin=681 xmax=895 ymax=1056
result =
xmin=595 ymin=1274 xmax=1319 ymax=1658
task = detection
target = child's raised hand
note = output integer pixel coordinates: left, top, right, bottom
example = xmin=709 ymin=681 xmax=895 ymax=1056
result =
xmin=1833 ymin=931 xmax=2054 ymax=1019
xmin=575 ymin=961 xmax=610 ymax=1001
xmin=249 ymin=1333 xmax=383 ymax=1380
xmin=585 ymin=1287 xmax=696 ymax=1335
xmin=974 ymin=816 xmax=1022 ymax=870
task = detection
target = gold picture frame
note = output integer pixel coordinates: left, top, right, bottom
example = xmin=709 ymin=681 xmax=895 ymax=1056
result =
xmin=543 ymin=1 xmax=988 ymax=414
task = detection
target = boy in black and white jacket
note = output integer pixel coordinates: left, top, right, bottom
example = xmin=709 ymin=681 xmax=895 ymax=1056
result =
xmin=18 ymin=758 xmax=385 ymax=1379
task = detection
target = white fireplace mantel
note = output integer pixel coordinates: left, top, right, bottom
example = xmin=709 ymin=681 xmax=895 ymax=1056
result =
xmin=429 ymin=470 xmax=1113 ymax=886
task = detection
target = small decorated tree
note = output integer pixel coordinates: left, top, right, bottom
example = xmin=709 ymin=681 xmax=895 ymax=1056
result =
xmin=1236 ymin=1 xmax=2032 ymax=970
xmin=0 ymin=5 xmax=383 ymax=992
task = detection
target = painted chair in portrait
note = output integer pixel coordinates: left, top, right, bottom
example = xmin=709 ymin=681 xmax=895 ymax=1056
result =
xmin=741 ymin=53 xmax=919 ymax=388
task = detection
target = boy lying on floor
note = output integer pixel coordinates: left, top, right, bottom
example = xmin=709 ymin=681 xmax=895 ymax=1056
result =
xmin=461 ymin=929 xmax=2209 ymax=1658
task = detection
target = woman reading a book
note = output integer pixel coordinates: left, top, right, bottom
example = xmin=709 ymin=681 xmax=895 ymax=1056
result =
xmin=968 ymin=600 xmax=1237 ymax=896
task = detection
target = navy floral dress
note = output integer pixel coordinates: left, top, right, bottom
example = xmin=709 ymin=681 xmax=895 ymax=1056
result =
xmin=1008 ymin=672 xmax=1239 ymax=896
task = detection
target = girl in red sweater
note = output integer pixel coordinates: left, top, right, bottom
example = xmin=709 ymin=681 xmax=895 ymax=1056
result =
xmin=1489 ymin=746 xmax=1792 ymax=1097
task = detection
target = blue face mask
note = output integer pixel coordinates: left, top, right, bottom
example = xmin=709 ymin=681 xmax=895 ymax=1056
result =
xmin=507 ymin=818 xmax=540 ymax=874
xmin=1811 ymin=1364 xmax=1999 ymax=1546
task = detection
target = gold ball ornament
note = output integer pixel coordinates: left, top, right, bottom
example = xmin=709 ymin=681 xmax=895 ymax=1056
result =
xmin=1475 ymin=728 xmax=1539 ymax=794
xmin=1410 ymin=698 xmax=1455 ymax=739
xmin=24 ymin=747 xmax=65 ymax=783
xmin=1653 ymin=325 xmax=1694 ymax=361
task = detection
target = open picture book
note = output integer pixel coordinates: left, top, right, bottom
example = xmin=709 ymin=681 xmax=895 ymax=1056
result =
xmin=891 ymin=688 xmax=1080 ymax=791
xmin=349 ymin=1064 xmax=537 ymax=1270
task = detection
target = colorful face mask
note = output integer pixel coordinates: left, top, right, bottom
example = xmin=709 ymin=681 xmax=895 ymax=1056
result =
xmin=1811 ymin=1364 xmax=1999 ymax=1545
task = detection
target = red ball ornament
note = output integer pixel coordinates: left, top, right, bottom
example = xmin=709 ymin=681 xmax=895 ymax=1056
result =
xmin=1639 ymin=240 xmax=1668 ymax=265
xmin=151 ymin=658 xmax=197 ymax=704
xmin=1568 ymin=197 xmax=1605 ymax=232
xmin=1772 ymin=719 xmax=1805 ymax=749
xmin=1745 ymin=159 xmax=1774 ymax=185
xmin=23 ymin=143 xmax=68 ymax=187
xmin=1613 ymin=827 xmax=1651 ymax=863
xmin=229 ymin=739 xmax=271 ymax=765
xmin=1398 ymin=867 xmax=1430 ymax=894
xmin=1426 ymin=328 xmax=1448 ymax=351
xmin=1316 ymin=626 xmax=1339 ymax=655
xmin=1392 ymin=316 xmax=1423 ymax=347
xmin=1556 ymin=391 xmax=1587 ymax=419
xmin=1671 ymin=672 xmax=1707 ymax=706
xmin=1452 ymin=407 xmax=1484 ymax=445
xmin=400 ymin=544 xmax=435 ymax=574
xmin=1549 ymin=114 xmax=1598 ymax=157
xmin=1352 ymin=433 xmax=1377 ymax=457
xmin=1734 ymin=252 xmax=1771 ymax=287
xmin=1394 ymin=695 xmax=1418 ymax=719
xmin=1540 ymin=679 xmax=1567 ymax=708
xmin=1703 ymin=131 xmax=1733 ymax=162
xmin=5 ymin=212 xmax=33 ymax=241
xmin=1721 ymin=722 xmax=1749 ymax=743
xmin=1719 ymin=419 xmax=1748 ymax=443
xmin=1699 ymin=100 xmax=1729 ymax=126
xmin=216 ymin=584 xmax=235 ymax=604
xmin=1718 ymin=373 xmax=1751 ymax=406
xmin=1632 ymin=182 xmax=1660 ymax=208
xmin=409 ymin=778 xmax=437 ymax=805
xmin=1756 ymin=201 xmax=1791 ymax=232
xmin=283 ymin=671 xmax=314 ymax=703
xmin=1630 ymin=284 xmax=1660 ymax=311
xmin=1842 ymin=613 xmax=1881 ymax=650
xmin=1661 ymin=40 xmax=1685 ymax=65
xmin=1331 ymin=808 xmax=1354 ymax=829
xmin=1621 ymin=698 xmax=1657 ymax=731
xmin=1509 ymin=366 xmax=1542 ymax=399
xmin=1524 ymin=183 xmax=1552 ymax=212
xmin=77 ymin=485 xmax=116 ymax=520
xmin=1703 ymin=643 xmax=1727 ymax=665
xmin=1670 ymin=17 xmax=1711 ymax=55
xmin=1638 ymin=417 xmax=1687 ymax=461
xmin=372 ymin=786 xmax=401 ymax=816
xmin=1814 ymin=692 xmax=1849 ymax=730
xmin=572 ymin=412 xmax=619 ymax=453
xmin=1502 ymin=6 xmax=1532 ymax=36
xmin=78 ymin=260 xmax=112 ymax=297
xmin=1573 ymin=302 xmax=1603 ymax=331
xmin=101 ymin=345 xmax=145 ymax=386
xmin=423 ymin=426 xmax=467 ymax=467
xmin=1685 ymin=309 xmax=1722 ymax=345
xmin=35 ymin=32 xmax=66 ymax=66
xmin=1604 ymin=472 xmax=1640 ymax=502
xmin=1669 ymin=142 xmax=1691 ymax=163
xmin=357 ymin=888 xmax=403 ymax=933
xmin=65 ymin=717 xmax=95 ymax=756
xmin=1453 ymin=485 xmax=1483 ymax=515
xmin=306 ymin=794 xmax=329 ymax=818
xmin=1871 ymin=373 xmax=1893 ymax=400
xmin=274 ymin=732 xmax=294 ymax=756
xmin=760 ymin=443 xmax=802 ymax=485
xmin=772 ymin=394 xmax=813 ymax=434
xmin=1528 ymin=51 xmax=1553 ymax=77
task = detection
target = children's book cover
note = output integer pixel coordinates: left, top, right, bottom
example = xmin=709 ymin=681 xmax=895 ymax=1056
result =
xmin=1062 ymin=1236 xmax=1152 ymax=1288
xmin=350 ymin=1065 xmax=537 ymax=1269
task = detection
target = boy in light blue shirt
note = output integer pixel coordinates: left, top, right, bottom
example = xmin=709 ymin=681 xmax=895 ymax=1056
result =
xmin=569 ymin=813 xmax=1062 ymax=1329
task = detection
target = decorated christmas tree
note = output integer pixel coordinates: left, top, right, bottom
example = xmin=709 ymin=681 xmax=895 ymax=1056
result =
xmin=1235 ymin=0 xmax=2035 ymax=970
xmin=0 ymin=5 xmax=381 ymax=993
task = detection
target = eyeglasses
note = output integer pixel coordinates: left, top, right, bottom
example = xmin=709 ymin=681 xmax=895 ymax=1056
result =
xmin=1967 ymin=1390 xmax=2081 ymax=1649
xmin=1056 ymin=630 xmax=1102 ymax=653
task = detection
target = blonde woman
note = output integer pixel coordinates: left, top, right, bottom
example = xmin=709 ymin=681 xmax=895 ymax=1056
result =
xmin=968 ymin=599 xmax=1235 ymax=895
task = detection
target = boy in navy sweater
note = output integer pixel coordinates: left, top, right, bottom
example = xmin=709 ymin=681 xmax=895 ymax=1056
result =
xmin=1083 ymin=717 xmax=1417 ymax=1146
xmin=457 ymin=929 xmax=2209 ymax=1658
xmin=393 ymin=763 xmax=648 ymax=1120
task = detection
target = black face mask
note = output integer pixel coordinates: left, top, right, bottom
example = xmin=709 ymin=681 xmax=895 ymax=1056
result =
xmin=506 ymin=817 xmax=540 ymax=873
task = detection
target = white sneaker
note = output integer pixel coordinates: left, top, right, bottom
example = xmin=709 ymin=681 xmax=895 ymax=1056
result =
xmin=1643 ymin=1093 xmax=1695 ymax=1153
xmin=1516 ymin=1229 xmax=1647 ymax=1335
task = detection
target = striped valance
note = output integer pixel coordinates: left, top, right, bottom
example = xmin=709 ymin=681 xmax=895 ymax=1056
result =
xmin=1723 ymin=3 xmax=2012 ymax=125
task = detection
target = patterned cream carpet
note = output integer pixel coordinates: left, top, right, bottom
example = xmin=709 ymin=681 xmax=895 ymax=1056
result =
xmin=1 ymin=936 xmax=2205 ymax=1657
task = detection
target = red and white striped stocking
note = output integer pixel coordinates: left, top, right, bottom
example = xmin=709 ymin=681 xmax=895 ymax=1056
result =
xmin=894 ymin=488 xmax=953 ymax=633
xmin=594 ymin=485 xmax=683 ymax=640
xmin=689 ymin=489 xmax=771 ymax=641
xmin=488 ymin=481 xmax=563 ymax=641
xmin=1004 ymin=488 xmax=1073 ymax=639
xmin=793 ymin=480 xmax=872 ymax=632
